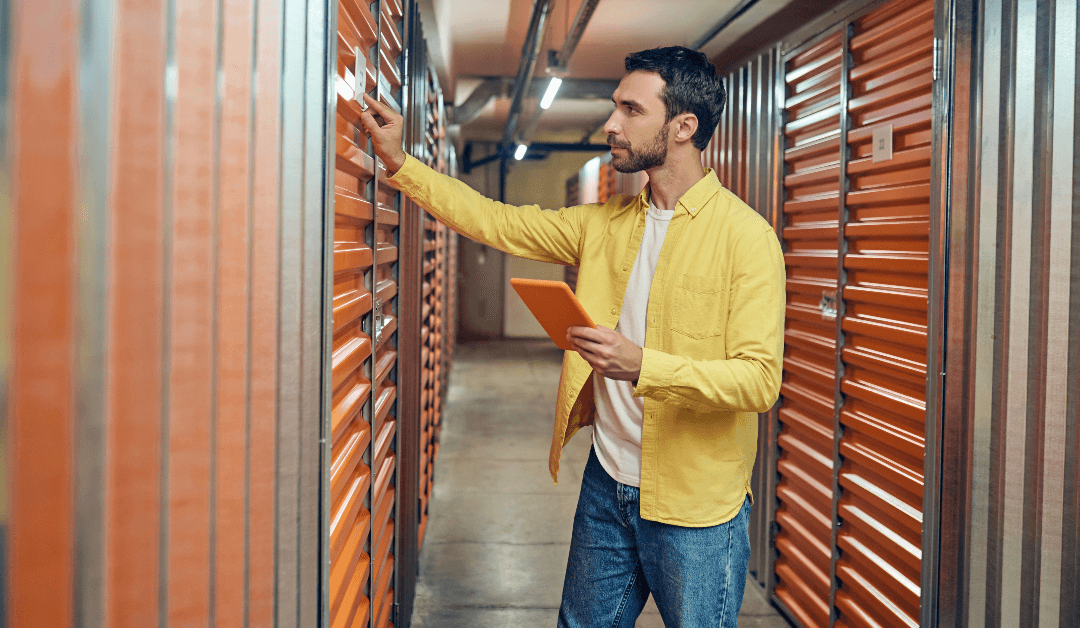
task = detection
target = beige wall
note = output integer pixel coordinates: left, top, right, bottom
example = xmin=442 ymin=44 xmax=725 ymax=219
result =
xmin=501 ymin=150 xmax=604 ymax=338
xmin=455 ymin=144 xmax=506 ymax=339
xmin=454 ymin=143 xmax=605 ymax=339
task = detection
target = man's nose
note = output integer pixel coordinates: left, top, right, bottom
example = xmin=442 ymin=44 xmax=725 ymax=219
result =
xmin=602 ymin=112 xmax=620 ymax=137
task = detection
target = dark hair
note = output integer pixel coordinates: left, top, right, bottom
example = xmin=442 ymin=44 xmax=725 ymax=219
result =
xmin=624 ymin=46 xmax=726 ymax=150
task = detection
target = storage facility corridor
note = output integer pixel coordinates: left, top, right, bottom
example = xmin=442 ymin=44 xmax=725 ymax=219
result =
xmin=4 ymin=0 xmax=1080 ymax=627
xmin=409 ymin=340 xmax=792 ymax=627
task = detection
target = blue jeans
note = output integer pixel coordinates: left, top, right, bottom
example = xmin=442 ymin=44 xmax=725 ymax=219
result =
xmin=558 ymin=448 xmax=751 ymax=628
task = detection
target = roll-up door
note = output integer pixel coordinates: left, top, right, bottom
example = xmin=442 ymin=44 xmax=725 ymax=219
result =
xmin=835 ymin=1 xmax=932 ymax=626
xmin=419 ymin=66 xmax=447 ymax=549
xmin=370 ymin=2 xmax=406 ymax=626
xmin=776 ymin=30 xmax=845 ymax=628
xmin=331 ymin=0 xmax=379 ymax=624
xmin=774 ymin=0 xmax=934 ymax=625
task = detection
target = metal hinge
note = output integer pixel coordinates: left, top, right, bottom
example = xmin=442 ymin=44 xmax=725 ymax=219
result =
xmin=392 ymin=602 xmax=400 ymax=625
xmin=932 ymin=37 xmax=941 ymax=82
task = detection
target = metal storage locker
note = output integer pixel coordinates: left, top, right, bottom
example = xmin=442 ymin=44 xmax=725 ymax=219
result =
xmin=771 ymin=0 xmax=934 ymax=625
xmin=418 ymin=64 xmax=446 ymax=547
xmin=835 ymin=1 xmax=932 ymax=625
xmin=370 ymin=3 xmax=406 ymax=625
xmin=330 ymin=0 xmax=379 ymax=623
xmin=775 ymin=30 xmax=846 ymax=628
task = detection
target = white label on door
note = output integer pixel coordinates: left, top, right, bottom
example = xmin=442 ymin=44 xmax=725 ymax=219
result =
xmin=872 ymin=124 xmax=893 ymax=163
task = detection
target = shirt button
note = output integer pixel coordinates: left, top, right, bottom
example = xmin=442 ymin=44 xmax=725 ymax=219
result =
xmin=610 ymin=308 xmax=616 ymax=315
xmin=622 ymin=265 xmax=628 ymax=271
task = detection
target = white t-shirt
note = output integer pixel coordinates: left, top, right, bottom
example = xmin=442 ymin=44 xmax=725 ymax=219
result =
xmin=593 ymin=200 xmax=674 ymax=487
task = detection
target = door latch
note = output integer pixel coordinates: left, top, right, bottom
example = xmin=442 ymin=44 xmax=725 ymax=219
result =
xmin=819 ymin=291 xmax=838 ymax=320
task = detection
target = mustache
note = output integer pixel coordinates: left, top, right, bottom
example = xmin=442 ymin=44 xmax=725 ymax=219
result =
xmin=607 ymin=134 xmax=631 ymax=149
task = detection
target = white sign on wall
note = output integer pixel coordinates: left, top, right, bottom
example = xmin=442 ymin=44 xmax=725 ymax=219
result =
xmin=872 ymin=124 xmax=894 ymax=163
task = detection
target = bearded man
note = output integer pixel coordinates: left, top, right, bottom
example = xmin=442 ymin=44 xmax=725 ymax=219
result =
xmin=360 ymin=45 xmax=786 ymax=628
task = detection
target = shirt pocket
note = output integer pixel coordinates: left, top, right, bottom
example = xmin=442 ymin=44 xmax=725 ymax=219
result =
xmin=671 ymin=273 xmax=727 ymax=340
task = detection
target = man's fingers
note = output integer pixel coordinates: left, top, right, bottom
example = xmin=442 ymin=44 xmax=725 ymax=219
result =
xmin=568 ymin=325 xmax=606 ymax=343
xmin=363 ymin=93 xmax=400 ymax=122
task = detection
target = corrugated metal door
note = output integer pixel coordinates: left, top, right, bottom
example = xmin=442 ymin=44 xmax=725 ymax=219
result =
xmin=371 ymin=2 xmax=405 ymax=626
xmin=331 ymin=0 xmax=378 ymax=623
xmin=775 ymin=30 xmax=844 ymax=628
xmin=835 ymin=1 xmax=932 ymax=626
xmin=774 ymin=0 xmax=933 ymax=626
xmin=419 ymin=67 xmax=446 ymax=546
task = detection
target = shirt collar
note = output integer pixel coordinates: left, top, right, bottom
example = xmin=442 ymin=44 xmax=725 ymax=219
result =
xmin=635 ymin=168 xmax=722 ymax=218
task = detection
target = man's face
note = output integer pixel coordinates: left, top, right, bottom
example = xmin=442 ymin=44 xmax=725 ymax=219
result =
xmin=603 ymin=71 xmax=670 ymax=174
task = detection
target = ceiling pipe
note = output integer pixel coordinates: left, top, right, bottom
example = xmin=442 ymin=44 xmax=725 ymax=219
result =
xmin=691 ymin=0 xmax=761 ymax=50
xmin=552 ymin=0 xmax=601 ymax=69
xmin=501 ymin=0 xmax=555 ymax=145
xmin=518 ymin=0 xmax=603 ymax=145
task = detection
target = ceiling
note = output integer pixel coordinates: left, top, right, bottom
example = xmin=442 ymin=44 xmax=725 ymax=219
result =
xmin=417 ymin=0 xmax=847 ymax=145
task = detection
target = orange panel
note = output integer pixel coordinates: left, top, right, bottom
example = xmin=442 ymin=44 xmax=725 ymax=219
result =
xmin=331 ymin=424 xmax=371 ymax=505
xmin=774 ymin=29 xmax=843 ymax=628
xmin=834 ymin=2 xmax=932 ymax=625
xmin=330 ymin=0 xmax=379 ymax=617
xmin=10 ymin=0 xmax=78 ymax=624
xmin=167 ymin=0 xmax=218 ymax=623
xmin=106 ymin=0 xmax=167 ymax=623
xmin=330 ymin=528 xmax=369 ymax=617
xmin=330 ymin=465 xmax=371 ymax=561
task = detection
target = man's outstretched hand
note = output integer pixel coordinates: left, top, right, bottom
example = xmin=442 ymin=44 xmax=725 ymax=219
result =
xmin=358 ymin=93 xmax=408 ymax=174
xmin=567 ymin=325 xmax=643 ymax=382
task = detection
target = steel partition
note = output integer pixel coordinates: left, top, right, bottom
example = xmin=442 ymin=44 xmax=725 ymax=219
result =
xmin=3 ymin=0 xmax=328 ymax=624
xmin=939 ymin=1 xmax=1080 ymax=627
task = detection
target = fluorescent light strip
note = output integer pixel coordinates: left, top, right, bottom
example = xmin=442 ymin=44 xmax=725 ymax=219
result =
xmin=540 ymin=77 xmax=562 ymax=110
xmin=514 ymin=144 xmax=528 ymax=160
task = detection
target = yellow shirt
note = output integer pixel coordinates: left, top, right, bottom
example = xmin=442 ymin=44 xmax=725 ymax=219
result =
xmin=389 ymin=154 xmax=786 ymax=526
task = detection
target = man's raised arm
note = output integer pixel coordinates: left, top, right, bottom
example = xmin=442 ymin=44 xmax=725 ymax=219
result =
xmin=356 ymin=94 xmax=589 ymax=268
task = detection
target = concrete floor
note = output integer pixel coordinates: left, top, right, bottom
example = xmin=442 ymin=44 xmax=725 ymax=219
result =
xmin=411 ymin=339 xmax=793 ymax=628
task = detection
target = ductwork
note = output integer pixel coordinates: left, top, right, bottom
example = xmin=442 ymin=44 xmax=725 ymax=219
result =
xmin=450 ymin=77 xmax=619 ymax=125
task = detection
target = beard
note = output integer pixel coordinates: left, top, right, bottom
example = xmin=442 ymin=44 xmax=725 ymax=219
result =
xmin=608 ymin=124 xmax=669 ymax=173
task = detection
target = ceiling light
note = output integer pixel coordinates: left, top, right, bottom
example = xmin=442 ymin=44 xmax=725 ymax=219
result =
xmin=540 ymin=77 xmax=563 ymax=110
xmin=514 ymin=144 xmax=528 ymax=160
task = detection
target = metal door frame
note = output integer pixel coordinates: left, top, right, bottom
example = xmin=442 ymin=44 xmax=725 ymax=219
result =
xmin=929 ymin=1 xmax=978 ymax=627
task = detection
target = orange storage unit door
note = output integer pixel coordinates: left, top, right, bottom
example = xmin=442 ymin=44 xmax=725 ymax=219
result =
xmin=331 ymin=0 xmax=379 ymax=624
xmin=773 ymin=0 xmax=934 ymax=625
xmin=775 ymin=30 xmax=845 ymax=628
xmin=419 ymin=63 xmax=449 ymax=549
xmin=370 ymin=2 xmax=405 ymax=626
xmin=835 ymin=1 xmax=932 ymax=626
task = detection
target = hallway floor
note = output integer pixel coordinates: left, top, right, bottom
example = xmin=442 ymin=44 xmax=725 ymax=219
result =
xmin=410 ymin=340 xmax=792 ymax=628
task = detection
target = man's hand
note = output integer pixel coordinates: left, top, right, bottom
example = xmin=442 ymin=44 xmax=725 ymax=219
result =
xmin=358 ymin=93 xmax=407 ymax=174
xmin=567 ymin=325 xmax=643 ymax=382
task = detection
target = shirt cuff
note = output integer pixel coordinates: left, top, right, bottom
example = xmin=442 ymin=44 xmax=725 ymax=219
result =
xmin=633 ymin=347 xmax=677 ymax=398
xmin=385 ymin=153 xmax=425 ymax=193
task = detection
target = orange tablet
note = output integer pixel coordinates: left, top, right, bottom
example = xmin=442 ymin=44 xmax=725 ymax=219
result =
xmin=510 ymin=278 xmax=596 ymax=351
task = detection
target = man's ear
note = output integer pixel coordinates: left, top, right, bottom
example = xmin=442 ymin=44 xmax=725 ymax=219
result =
xmin=674 ymin=113 xmax=698 ymax=144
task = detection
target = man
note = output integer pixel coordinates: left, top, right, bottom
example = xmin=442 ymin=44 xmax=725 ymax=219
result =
xmin=360 ymin=46 xmax=785 ymax=628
